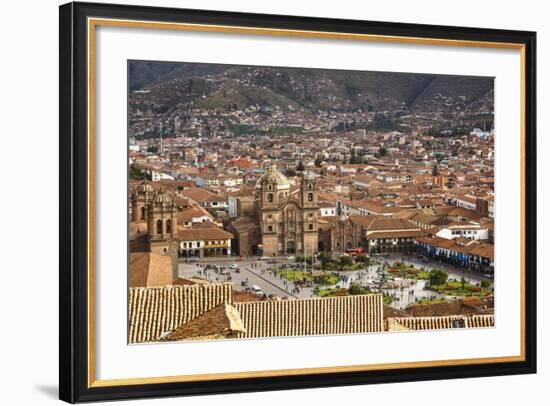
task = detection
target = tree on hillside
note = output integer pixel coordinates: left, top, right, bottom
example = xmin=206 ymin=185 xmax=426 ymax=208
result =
xmin=285 ymin=168 xmax=297 ymax=177
xmin=296 ymin=161 xmax=305 ymax=172
xmin=350 ymin=150 xmax=363 ymax=164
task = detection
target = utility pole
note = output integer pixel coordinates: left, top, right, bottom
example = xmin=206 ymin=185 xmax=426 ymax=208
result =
xmin=311 ymin=239 xmax=315 ymax=273
xmin=159 ymin=121 xmax=163 ymax=156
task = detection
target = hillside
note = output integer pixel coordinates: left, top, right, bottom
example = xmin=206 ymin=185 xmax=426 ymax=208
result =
xmin=129 ymin=61 xmax=494 ymax=115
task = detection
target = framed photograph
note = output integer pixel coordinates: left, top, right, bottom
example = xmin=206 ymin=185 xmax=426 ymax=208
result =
xmin=59 ymin=1 xmax=536 ymax=403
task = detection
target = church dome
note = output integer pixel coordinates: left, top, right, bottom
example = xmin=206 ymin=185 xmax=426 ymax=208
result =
xmin=137 ymin=182 xmax=154 ymax=194
xmin=255 ymin=164 xmax=290 ymax=191
xmin=154 ymin=191 xmax=173 ymax=204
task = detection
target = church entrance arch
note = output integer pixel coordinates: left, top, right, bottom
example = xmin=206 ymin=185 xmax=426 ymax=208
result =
xmin=286 ymin=241 xmax=295 ymax=253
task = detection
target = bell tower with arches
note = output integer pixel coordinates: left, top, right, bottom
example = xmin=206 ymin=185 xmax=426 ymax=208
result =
xmin=259 ymin=164 xmax=283 ymax=209
xmin=147 ymin=190 xmax=178 ymax=280
xmin=301 ymin=172 xmax=318 ymax=208
xmin=131 ymin=181 xmax=154 ymax=222
xmin=300 ymin=172 xmax=319 ymax=254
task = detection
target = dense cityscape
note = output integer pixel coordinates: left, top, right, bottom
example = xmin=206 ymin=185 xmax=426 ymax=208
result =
xmin=127 ymin=62 xmax=495 ymax=342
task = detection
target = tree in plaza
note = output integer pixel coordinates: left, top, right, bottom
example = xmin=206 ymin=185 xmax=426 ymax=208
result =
xmin=428 ymin=269 xmax=448 ymax=287
xmin=480 ymin=279 xmax=491 ymax=290
xmin=318 ymin=251 xmax=332 ymax=267
xmin=339 ymin=255 xmax=353 ymax=270
xmin=356 ymin=255 xmax=370 ymax=266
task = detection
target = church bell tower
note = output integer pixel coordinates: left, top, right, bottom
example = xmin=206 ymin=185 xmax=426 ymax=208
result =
xmin=147 ymin=190 xmax=177 ymax=254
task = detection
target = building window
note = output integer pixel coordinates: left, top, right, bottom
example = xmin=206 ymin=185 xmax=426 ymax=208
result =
xmin=140 ymin=207 xmax=146 ymax=220
xmin=268 ymin=225 xmax=273 ymax=232
xmin=307 ymin=193 xmax=313 ymax=201
xmin=267 ymin=193 xmax=273 ymax=203
xmin=156 ymin=219 xmax=162 ymax=234
xmin=166 ymin=219 xmax=172 ymax=234
xmin=308 ymin=224 xmax=313 ymax=231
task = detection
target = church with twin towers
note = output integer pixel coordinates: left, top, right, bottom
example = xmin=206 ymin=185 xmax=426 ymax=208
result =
xmin=256 ymin=164 xmax=320 ymax=257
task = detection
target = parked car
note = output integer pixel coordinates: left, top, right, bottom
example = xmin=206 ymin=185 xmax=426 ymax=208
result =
xmin=234 ymin=268 xmax=240 ymax=273
xmin=229 ymin=264 xmax=238 ymax=269
xmin=286 ymin=255 xmax=295 ymax=261
xmin=251 ymin=285 xmax=263 ymax=295
xmin=259 ymin=256 xmax=270 ymax=261
xmin=187 ymin=256 xmax=199 ymax=262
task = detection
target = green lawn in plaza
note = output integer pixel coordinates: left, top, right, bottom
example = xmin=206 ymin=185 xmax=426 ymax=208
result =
xmin=276 ymin=268 xmax=341 ymax=286
xmin=275 ymin=268 xmax=313 ymax=282
xmin=430 ymin=280 xmax=492 ymax=297
xmin=316 ymin=283 xmax=372 ymax=298
xmin=385 ymin=262 xmax=430 ymax=280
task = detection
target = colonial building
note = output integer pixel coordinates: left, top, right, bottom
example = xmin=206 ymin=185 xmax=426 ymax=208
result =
xmin=415 ymin=235 xmax=494 ymax=275
xmin=257 ymin=165 xmax=320 ymax=256
xmin=317 ymin=216 xmax=423 ymax=255
xmin=129 ymin=185 xmax=179 ymax=286
xmin=177 ymin=223 xmax=234 ymax=258
xmin=131 ymin=182 xmax=155 ymax=222
xmin=227 ymin=165 xmax=321 ymax=256
xmin=130 ymin=181 xmax=235 ymax=263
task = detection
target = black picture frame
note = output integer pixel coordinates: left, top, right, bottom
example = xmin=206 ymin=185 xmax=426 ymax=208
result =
xmin=59 ymin=1 xmax=537 ymax=403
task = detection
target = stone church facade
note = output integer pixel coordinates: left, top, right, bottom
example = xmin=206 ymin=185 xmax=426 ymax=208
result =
xmin=257 ymin=165 xmax=320 ymax=256
xmin=130 ymin=183 xmax=179 ymax=281
xmin=227 ymin=167 xmax=423 ymax=257
xmin=227 ymin=165 xmax=320 ymax=257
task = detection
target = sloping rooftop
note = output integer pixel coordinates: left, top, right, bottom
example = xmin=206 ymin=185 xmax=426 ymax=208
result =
xmin=129 ymin=252 xmax=173 ymax=288
xmin=177 ymin=224 xmax=234 ymax=241
xmin=387 ymin=314 xmax=494 ymax=331
xmin=162 ymin=303 xmax=246 ymax=341
xmin=128 ymin=284 xmax=233 ymax=344
xmin=234 ymin=294 xmax=383 ymax=339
